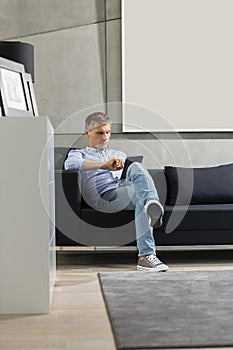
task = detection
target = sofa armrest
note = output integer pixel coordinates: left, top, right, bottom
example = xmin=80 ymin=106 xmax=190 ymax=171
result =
xmin=55 ymin=170 xmax=81 ymax=239
xmin=55 ymin=169 xmax=81 ymax=215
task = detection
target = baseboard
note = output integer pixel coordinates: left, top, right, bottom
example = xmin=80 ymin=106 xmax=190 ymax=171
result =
xmin=56 ymin=244 xmax=233 ymax=252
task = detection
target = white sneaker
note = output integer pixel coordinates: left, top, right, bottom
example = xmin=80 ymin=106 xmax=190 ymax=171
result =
xmin=144 ymin=199 xmax=164 ymax=228
xmin=137 ymin=254 xmax=169 ymax=272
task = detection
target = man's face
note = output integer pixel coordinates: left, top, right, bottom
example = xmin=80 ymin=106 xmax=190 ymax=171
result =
xmin=85 ymin=123 xmax=111 ymax=149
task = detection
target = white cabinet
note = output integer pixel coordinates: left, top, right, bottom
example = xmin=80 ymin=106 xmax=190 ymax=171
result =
xmin=0 ymin=117 xmax=55 ymax=314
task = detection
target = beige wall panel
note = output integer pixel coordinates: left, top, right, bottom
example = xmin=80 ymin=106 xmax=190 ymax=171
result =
xmin=22 ymin=23 xmax=106 ymax=130
xmin=122 ymin=0 xmax=233 ymax=132
xmin=106 ymin=20 xmax=122 ymax=131
xmin=106 ymin=0 xmax=121 ymax=20
xmin=0 ymin=0 xmax=105 ymax=40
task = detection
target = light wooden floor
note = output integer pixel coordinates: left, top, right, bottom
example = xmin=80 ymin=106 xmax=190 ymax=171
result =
xmin=1 ymin=249 xmax=233 ymax=350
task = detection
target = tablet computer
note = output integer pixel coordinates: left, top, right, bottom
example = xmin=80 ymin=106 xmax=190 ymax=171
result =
xmin=121 ymin=156 xmax=143 ymax=179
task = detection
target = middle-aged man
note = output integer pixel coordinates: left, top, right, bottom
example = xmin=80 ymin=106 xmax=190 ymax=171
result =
xmin=65 ymin=112 xmax=169 ymax=272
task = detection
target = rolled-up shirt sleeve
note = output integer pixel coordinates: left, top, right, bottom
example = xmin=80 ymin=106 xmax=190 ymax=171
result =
xmin=64 ymin=149 xmax=84 ymax=170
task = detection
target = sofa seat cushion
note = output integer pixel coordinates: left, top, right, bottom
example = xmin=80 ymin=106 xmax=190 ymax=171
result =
xmin=81 ymin=208 xmax=135 ymax=228
xmin=81 ymin=204 xmax=233 ymax=231
xmin=162 ymin=204 xmax=233 ymax=231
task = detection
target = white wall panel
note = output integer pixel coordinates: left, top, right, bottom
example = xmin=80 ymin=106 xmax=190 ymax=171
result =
xmin=122 ymin=0 xmax=233 ymax=131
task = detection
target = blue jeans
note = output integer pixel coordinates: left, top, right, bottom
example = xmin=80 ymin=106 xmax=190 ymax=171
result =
xmin=100 ymin=162 xmax=160 ymax=256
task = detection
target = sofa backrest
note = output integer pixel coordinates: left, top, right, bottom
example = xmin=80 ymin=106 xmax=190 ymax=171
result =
xmin=54 ymin=147 xmax=168 ymax=205
xmin=55 ymin=147 xmax=233 ymax=206
xmin=54 ymin=147 xmax=71 ymax=170
xmin=148 ymin=169 xmax=167 ymax=205
xmin=165 ymin=164 xmax=233 ymax=205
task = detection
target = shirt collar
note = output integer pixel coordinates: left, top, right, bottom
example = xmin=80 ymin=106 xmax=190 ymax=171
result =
xmin=86 ymin=146 xmax=109 ymax=154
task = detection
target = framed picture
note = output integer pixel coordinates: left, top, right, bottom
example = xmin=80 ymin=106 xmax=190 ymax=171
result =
xmin=0 ymin=57 xmax=34 ymax=117
xmin=24 ymin=73 xmax=39 ymax=116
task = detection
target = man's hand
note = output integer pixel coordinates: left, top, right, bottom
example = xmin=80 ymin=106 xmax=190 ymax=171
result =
xmin=101 ymin=157 xmax=124 ymax=171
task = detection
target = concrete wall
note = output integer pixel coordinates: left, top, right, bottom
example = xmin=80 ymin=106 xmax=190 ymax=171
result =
xmin=0 ymin=0 xmax=232 ymax=167
xmin=0 ymin=0 xmax=121 ymax=135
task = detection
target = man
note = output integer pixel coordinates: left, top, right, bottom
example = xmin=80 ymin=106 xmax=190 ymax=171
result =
xmin=64 ymin=112 xmax=168 ymax=272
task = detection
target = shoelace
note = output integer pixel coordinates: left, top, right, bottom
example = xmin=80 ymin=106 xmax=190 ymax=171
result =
xmin=146 ymin=254 xmax=162 ymax=266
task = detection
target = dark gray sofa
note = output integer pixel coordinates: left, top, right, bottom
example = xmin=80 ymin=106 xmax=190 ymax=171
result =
xmin=55 ymin=147 xmax=233 ymax=247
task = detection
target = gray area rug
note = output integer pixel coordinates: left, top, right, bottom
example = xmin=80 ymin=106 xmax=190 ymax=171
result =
xmin=98 ymin=270 xmax=233 ymax=349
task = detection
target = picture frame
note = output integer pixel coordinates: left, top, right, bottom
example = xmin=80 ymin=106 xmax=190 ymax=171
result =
xmin=24 ymin=73 xmax=39 ymax=116
xmin=0 ymin=57 xmax=34 ymax=117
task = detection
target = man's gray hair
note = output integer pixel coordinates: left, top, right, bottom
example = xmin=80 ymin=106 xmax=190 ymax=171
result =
xmin=85 ymin=112 xmax=111 ymax=130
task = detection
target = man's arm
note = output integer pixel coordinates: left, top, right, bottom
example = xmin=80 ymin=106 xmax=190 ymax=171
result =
xmin=81 ymin=158 xmax=124 ymax=171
